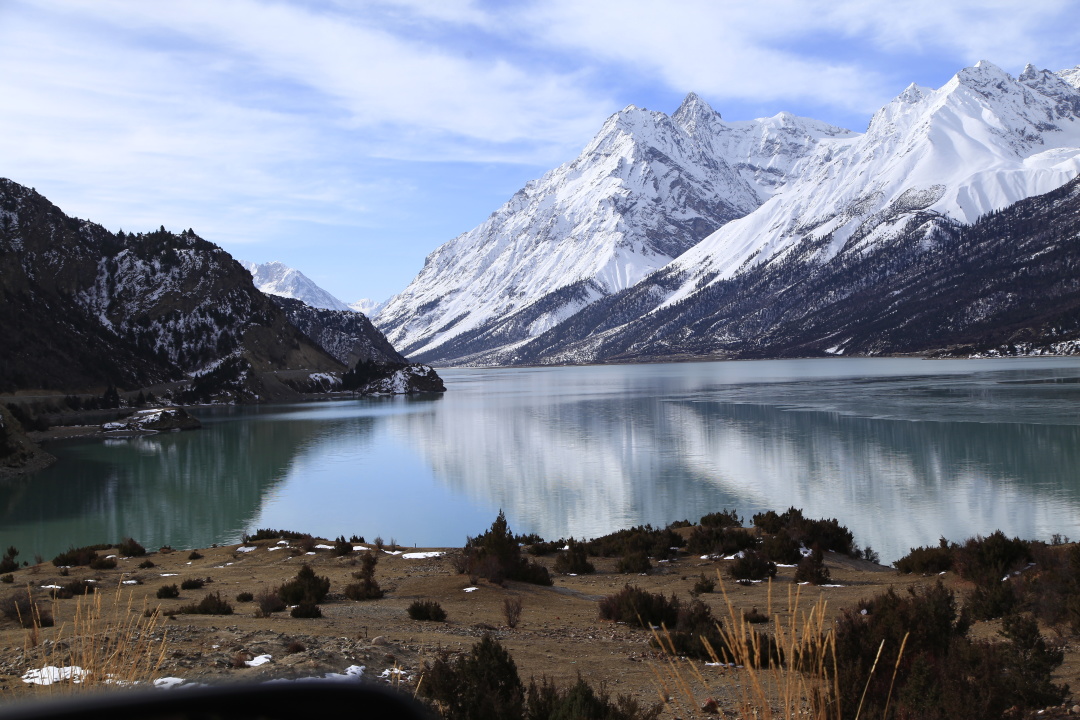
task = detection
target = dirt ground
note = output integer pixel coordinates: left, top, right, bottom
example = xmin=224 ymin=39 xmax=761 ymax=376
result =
xmin=1 ymin=539 xmax=1078 ymax=718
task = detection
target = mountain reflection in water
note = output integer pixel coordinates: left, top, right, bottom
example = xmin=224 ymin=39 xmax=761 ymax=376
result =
xmin=5 ymin=358 xmax=1080 ymax=563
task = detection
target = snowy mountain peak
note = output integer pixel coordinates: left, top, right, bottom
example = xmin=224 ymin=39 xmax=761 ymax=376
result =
xmin=1060 ymin=65 xmax=1080 ymax=91
xmin=245 ymin=260 xmax=352 ymax=312
xmin=672 ymin=91 xmax=721 ymax=128
xmin=896 ymin=82 xmax=930 ymax=104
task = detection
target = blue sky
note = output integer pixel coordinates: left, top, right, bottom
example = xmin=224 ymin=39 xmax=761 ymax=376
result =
xmin=2 ymin=1 xmax=1079 ymax=306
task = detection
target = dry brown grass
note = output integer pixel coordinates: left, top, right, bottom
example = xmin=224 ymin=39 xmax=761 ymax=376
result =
xmin=649 ymin=573 xmax=908 ymax=719
xmin=19 ymin=582 xmax=168 ymax=693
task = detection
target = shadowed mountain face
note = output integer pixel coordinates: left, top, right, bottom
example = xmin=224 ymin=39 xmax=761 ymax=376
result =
xmin=0 ymin=178 xmax=342 ymax=394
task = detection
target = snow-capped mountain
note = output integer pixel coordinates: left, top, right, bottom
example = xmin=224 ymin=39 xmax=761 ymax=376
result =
xmin=245 ymin=260 xmax=351 ymax=312
xmin=349 ymin=298 xmax=384 ymax=316
xmin=376 ymin=94 xmax=854 ymax=361
xmin=381 ymin=61 xmax=1080 ymax=366
xmin=658 ymin=61 xmax=1080 ymax=309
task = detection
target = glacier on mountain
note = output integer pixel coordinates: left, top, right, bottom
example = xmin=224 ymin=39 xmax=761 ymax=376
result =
xmin=245 ymin=260 xmax=351 ymax=312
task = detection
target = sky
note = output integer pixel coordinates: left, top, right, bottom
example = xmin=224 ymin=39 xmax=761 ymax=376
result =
xmin=2 ymin=1 xmax=1079 ymax=306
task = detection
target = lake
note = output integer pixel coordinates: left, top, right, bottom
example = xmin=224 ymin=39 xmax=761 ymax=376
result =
xmin=4 ymin=357 xmax=1080 ymax=563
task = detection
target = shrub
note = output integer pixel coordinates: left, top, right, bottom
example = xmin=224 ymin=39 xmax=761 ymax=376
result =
xmin=255 ymin=590 xmax=286 ymax=617
xmin=290 ymin=602 xmax=322 ymax=619
xmin=244 ymin=529 xmax=311 ymax=543
xmin=691 ymin=573 xmax=716 ymax=595
xmin=525 ymin=676 xmax=662 ymax=720
xmin=89 ymin=555 xmax=117 ymax=570
xmin=420 ymin=635 xmax=523 ymax=718
xmin=526 ymin=539 xmax=563 ymax=556
xmin=830 ymin=582 xmax=1067 ymax=720
xmin=655 ymin=599 xmax=726 ymax=659
xmin=553 ymin=539 xmax=595 ymax=574
xmin=503 ymin=597 xmax=523 ymax=628
xmin=894 ymin=538 xmax=956 ymax=574
xmin=138 ymin=559 xmax=155 ymax=569
xmin=0 ymin=591 xmax=53 ymax=628
xmin=585 ymin=524 xmax=684 ymax=561
xmin=0 ymin=574 xmax=13 ymax=584
xmin=117 ymin=537 xmax=146 ymax=557
xmin=343 ymin=551 xmax=383 ymax=600
xmin=744 ymin=607 xmax=769 ymax=624
xmin=49 ymin=580 xmax=95 ymax=599
xmin=598 ymin=585 xmax=679 ymax=628
xmin=700 ymin=508 xmax=743 ymax=528
xmin=349 ymin=534 xmax=364 ymax=544
xmin=729 ymin=550 xmax=777 ymax=582
xmin=752 ymin=507 xmax=855 ymax=555
xmin=461 ymin=511 xmax=552 ymax=586
xmin=761 ymin=530 xmax=802 ymax=564
xmin=178 ymin=592 xmax=233 ymax=615
xmin=408 ymin=599 xmax=447 ymax=621
xmin=277 ymin=564 xmax=330 ymax=605
xmin=332 ymin=535 xmax=352 ymax=556
xmin=285 ymin=639 xmax=306 ymax=654
xmin=187 ymin=550 xmax=203 ymax=560
xmin=52 ymin=544 xmax=110 ymax=567
xmin=0 ymin=546 xmax=18 ymax=574
xmin=686 ymin=525 xmax=757 ymax=556
xmin=793 ymin=547 xmax=830 ymax=585
xmin=180 ymin=578 xmax=205 ymax=590
xmin=236 ymin=592 xmax=254 ymax=602
xmin=616 ymin=551 xmax=651 ymax=574
xmin=157 ymin=584 xmax=180 ymax=599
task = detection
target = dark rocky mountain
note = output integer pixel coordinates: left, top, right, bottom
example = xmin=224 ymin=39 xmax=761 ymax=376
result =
xmin=0 ymin=178 xmax=344 ymax=397
xmin=478 ymin=174 xmax=1080 ymax=364
xmin=270 ymin=296 xmax=406 ymax=367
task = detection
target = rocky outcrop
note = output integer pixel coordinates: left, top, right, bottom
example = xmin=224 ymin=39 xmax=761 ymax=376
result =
xmin=102 ymin=407 xmax=202 ymax=434
xmin=360 ymin=365 xmax=446 ymax=395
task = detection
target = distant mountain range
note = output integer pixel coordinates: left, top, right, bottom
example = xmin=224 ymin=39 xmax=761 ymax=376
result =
xmin=374 ymin=60 xmax=1080 ymax=365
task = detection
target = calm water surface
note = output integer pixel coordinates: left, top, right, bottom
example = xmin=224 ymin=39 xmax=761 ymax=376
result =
xmin=4 ymin=357 xmax=1080 ymax=562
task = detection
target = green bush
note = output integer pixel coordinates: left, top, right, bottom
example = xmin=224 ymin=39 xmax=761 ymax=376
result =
xmin=0 ymin=590 xmax=53 ymax=628
xmin=894 ymin=538 xmax=956 ymax=574
xmin=585 ymin=524 xmax=684 ymax=561
xmin=290 ymin=602 xmax=322 ymax=619
xmin=761 ymin=530 xmax=802 ymax=564
xmin=157 ymin=584 xmax=180 ymax=599
xmin=729 ymin=550 xmax=777 ymax=582
xmin=277 ymin=564 xmax=330 ymax=605
xmin=180 ymin=578 xmax=205 ymax=590
xmin=598 ymin=585 xmax=679 ymax=628
xmin=752 ymin=507 xmax=855 ymax=555
xmin=117 ymin=537 xmax=146 ymax=557
xmin=138 ymin=559 xmax=155 ymax=569
xmin=686 ymin=526 xmax=757 ymax=556
xmin=236 ymin=592 xmax=254 ymax=602
xmin=344 ymin=551 xmax=383 ymax=600
xmin=830 ymin=582 xmax=1066 ymax=720
xmin=49 ymin=580 xmax=95 ymax=599
xmin=0 ymin=574 xmax=13 ymax=584
xmin=256 ymin=590 xmax=286 ymax=617
xmin=89 ymin=555 xmax=116 ymax=570
xmin=793 ymin=547 xmax=830 ymax=585
xmin=408 ymin=599 xmax=447 ymax=621
xmin=462 ymin=512 xmax=552 ymax=586
xmin=691 ymin=573 xmax=716 ymax=595
xmin=243 ymin=529 xmax=311 ymax=542
xmin=52 ymin=544 xmax=111 ymax=567
xmin=178 ymin=592 xmax=233 ymax=615
xmin=553 ymin=539 xmax=595 ymax=574
xmin=187 ymin=550 xmax=203 ymax=561
xmin=332 ymin=535 xmax=353 ymax=556
xmin=525 ymin=676 xmax=662 ymax=720
xmin=700 ymin=508 xmax=743 ymax=528
xmin=420 ymin=634 xmax=524 ymax=718
xmin=616 ymin=550 xmax=651 ymax=574
xmin=0 ymin=546 xmax=18 ymax=574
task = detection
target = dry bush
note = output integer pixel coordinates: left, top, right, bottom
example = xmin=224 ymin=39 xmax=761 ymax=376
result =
xmin=503 ymin=597 xmax=523 ymax=628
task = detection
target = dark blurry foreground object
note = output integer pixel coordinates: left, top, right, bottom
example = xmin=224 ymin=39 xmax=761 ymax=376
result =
xmin=0 ymin=682 xmax=434 ymax=720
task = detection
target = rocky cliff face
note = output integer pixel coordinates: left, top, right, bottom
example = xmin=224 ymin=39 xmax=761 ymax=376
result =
xmin=271 ymin=296 xmax=406 ymax=367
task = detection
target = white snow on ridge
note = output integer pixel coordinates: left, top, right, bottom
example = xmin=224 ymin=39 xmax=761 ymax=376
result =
xmin=660 ymin=61 xmax=1080 ymax=308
